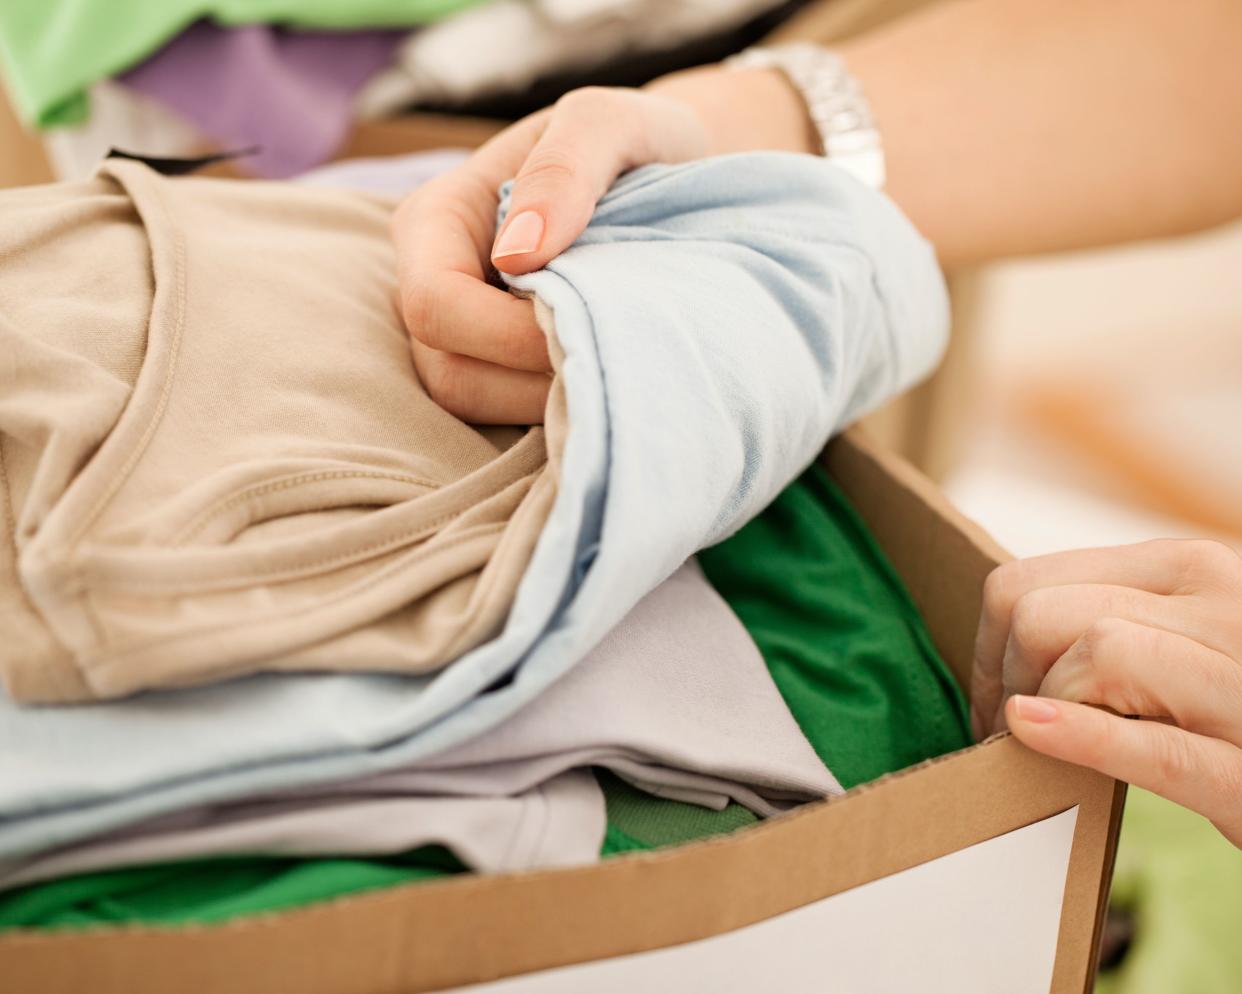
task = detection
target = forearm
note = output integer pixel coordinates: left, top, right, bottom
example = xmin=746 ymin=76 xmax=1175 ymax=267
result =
xmin=653 ymin=0 xmax=1242 ymax=267
xmin=839 ymin=0 xmax=1242 ymax=265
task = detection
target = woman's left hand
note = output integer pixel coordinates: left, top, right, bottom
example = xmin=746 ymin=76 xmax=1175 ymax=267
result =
xmin=971 ymin=539 xmax=1242 ymax=848
xmin=391 ymin=67 xmax=814 ymax=425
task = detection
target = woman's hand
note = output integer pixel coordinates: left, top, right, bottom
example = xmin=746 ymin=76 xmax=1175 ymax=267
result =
xmin=391 ymin=68 xmax=814 ymax=424
xmin=391 ymin=87 xmax=706 ymax=424
xmin=971 ymin=539 xmax=1242 ymax=848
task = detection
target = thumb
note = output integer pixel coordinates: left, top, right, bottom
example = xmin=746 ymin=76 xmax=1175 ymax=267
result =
xmin=491 ymin=88 xmax=706 ymax=275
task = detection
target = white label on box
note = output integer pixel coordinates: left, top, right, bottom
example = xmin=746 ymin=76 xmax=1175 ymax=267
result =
xmin=451 ymin=806 xmax=1080 ymax=994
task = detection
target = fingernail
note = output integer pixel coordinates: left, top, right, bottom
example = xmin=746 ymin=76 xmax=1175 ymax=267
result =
xmin=492 ymin=211 xmax=544 ymax=260
xmin=1012 ymin=695 xmax=1059 ymax=724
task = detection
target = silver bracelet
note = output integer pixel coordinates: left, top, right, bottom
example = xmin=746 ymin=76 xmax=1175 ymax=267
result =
xmin=727 ymin=43 xmax=886 ymax=190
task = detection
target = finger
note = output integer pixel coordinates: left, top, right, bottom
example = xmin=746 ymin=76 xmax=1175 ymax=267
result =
xmin=392 ymin=112 xmax=552 ymax=358
xmin=411 ymin=338 xmax=550 ymax=425
xmin=1006 ymin=696 xmax=1242 ymax=848
xmin=1039 ymin=618 xmax=1242 ymax=747
xmin=394 ymin=116 xmax=547 ymax=282
xmin=401 ymin=269 xmax=550 ymax=372
xmin=995 ymin=582 xmax=1207 ymax=728
xmin=491 ymin=88 xmax=708 ymax=275
xmin=971 ymin=541 xmax=1220 ymax=738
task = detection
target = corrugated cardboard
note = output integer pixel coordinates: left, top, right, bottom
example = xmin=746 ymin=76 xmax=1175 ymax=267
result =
xmin=0 ymin=427 xmax=1124 ymax=993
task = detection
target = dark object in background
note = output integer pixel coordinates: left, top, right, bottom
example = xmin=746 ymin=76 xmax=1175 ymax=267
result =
xmin=106 ymin=146 xmax=260 ymax=176
xmin=414 ymin=0 xmax=815 ymax=121
xmin=1097 ymin=905 xmax=1136 ymax=974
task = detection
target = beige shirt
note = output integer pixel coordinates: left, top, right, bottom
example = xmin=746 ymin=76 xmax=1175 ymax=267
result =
xmin=0 ymin=160 xmax=560 ymax=703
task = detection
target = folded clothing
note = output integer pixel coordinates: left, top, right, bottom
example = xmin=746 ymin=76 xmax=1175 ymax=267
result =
xmin=0 ymin=560 xmax=837 ymax=888
xmin=0 ymin=159 xmax=556 ymax=703
xmin=120 ymin=22 xmax=404 ymax=178
xmin=0 ymin=149 xmax=945 ymax=868
xmin=0 ymin=463 xmax=972 ymax=928
xmin=0 ymin=1 xmax=483 ymax=128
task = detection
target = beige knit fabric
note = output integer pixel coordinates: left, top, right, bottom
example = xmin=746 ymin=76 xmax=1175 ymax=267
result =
xmin=0 ymin=160 xmax=560 ymax=704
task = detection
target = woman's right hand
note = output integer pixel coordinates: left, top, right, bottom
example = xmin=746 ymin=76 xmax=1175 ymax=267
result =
xmin=391 ymin=67 xmax=816 ymax=425
xmin=972 ymin=539 xmax=1242 ymax=849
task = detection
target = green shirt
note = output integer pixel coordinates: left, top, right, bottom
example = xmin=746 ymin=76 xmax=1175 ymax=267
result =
xmin=0 ymin=1 xmax=485 ymax=127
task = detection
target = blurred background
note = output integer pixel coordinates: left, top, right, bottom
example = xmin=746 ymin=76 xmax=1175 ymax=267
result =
xmin=1 ymin=0 xmax=1239 ymax=989
xmin=945 ymin=224 xmax=1242 ymax=994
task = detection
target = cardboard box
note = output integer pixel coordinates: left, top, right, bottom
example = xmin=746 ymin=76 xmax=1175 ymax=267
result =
xmin=0 ymin=427 xmax=1124 ymax=993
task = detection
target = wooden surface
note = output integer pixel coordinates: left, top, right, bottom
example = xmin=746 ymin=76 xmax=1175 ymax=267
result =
xmin=0 ymin=86 xmax=52 ymax=187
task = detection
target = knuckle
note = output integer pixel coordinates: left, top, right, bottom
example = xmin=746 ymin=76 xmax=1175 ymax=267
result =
xmin=519 ymin=146 xmax=582 ymax=187
xmin=391 ymin=182 xmax=444 ymax=239
xmin=1185 ymin=538 xmax=1237 ymax=567
xmin=1074 ymin=618 xmax=1135 ymax=701
xmin=555 ymin=86 xmax=617 ymax=117
xmin=1164 ymin=538 xmax=1242 ymax=587
xmin=1152 ymin=729 xmax=1197 ymax=786
xmin=401 ymin=281 xmax=440 ymax=347
xmin=982 ymin=562 xmax=1025 ymax=624
xmin=1080 ymin=617 xmax=1132 ymax=661
xmin=1009 ymin=589 xmax=1054 ymax=650
xmin=417 ymin=350 xmax=471 ymax=418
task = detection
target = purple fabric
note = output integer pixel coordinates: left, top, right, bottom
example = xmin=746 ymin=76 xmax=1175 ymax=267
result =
xmin=121 ymin=21 xmax=404 ymax=178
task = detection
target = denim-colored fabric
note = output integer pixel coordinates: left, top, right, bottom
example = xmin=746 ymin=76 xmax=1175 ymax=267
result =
xmin=0 ymin=151 xmax=945 ymax=863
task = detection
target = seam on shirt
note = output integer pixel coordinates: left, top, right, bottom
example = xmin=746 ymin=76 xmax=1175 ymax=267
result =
xmin=501 ymin=782 xmax=546 ymax=873
xmin=171 ymin=468 xmax=440 ymax=545
xmin=77 ymin=470 xmax=536 ymax=593
xmin=0 ymin=442 xmax=84 ymax=699
xmin=67 ymin=165 xmax=188 ymax=547
xmin=82 ymin=521 xmax=503 ymax=685
xmin=75 ymin=431 xmax=544 ymax=591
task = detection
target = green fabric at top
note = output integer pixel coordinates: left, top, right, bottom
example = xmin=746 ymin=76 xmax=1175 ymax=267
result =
xmin=698 ymin=463 xmax=971 ymax=789
xmin=0 ymin=1 xmax=486 ymax=128
xmin=0 ymin=462 xmax=969 ymax=929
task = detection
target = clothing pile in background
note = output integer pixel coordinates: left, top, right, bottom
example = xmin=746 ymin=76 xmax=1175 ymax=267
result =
xmin=0 ymin=0 xmax=811 ymax=179
xmin=0 ymin=148 xmax=953 ymax=928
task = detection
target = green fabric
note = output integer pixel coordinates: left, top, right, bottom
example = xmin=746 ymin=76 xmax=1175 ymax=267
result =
xmin=1095 ymin=788 xmax=1242 ymax=994
xmin=0 ymin=463 xmax=967 ymax=930
xmin=0 ymin=1 xmax=485 ymax=128
xmin=699 ymin=463 xmax=972 ymax=789
xmin=0 ymin=848 xmax=465 ymax=928
xmin=599 ymin=770 xmax=759 ymax=851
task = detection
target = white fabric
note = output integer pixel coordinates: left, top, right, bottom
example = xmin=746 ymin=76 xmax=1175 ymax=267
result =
xmin=42 ymin=81 xmax=205 ymax=181
xmin=357 ymin=0 xmax=787 ymax=116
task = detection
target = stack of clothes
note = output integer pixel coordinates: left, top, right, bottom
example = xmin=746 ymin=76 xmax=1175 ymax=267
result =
xmin=0 ymin=0 xmax=812 ymax=180
xmin=0 ymin=148 xmax=965 ymax=930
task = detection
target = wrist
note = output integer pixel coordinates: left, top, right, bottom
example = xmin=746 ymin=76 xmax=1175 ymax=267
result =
xmin=645 ymin=65 xmax=819 ymax=157
xmin=728 ymin=44 xmax=885 ymax=190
